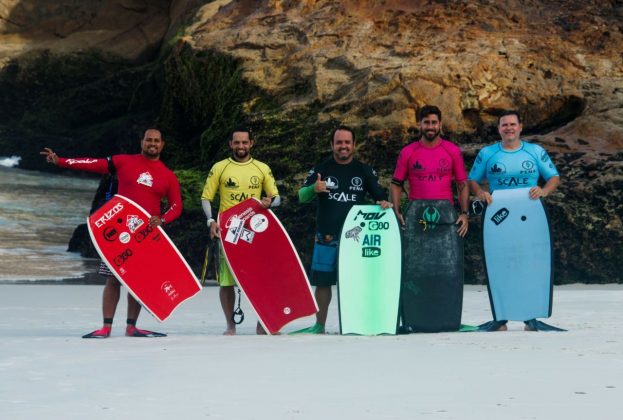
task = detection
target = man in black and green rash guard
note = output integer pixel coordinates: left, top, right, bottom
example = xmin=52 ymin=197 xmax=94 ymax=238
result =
xmin=293 ymin=126 xmax=392 ymax=334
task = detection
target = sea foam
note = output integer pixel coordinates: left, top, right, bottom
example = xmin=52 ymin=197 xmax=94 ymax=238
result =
xmin=0 ymin=155 xmax=21 ymax=168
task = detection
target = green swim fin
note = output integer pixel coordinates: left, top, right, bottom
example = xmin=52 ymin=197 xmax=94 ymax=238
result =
xmin=459 ymin=324 xmax=479 ymax=332
xmin=289 ymin=323 xmax=325 ymax=335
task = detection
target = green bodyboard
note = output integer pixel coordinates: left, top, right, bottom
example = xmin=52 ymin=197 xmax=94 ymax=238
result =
xmin=338 ymin=205 xmax=402 ymax=335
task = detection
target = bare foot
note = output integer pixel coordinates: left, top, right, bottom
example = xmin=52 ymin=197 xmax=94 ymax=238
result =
xmin=524 ymin=324 xmax=536 ymax=332
xmin=256 ymin=322 xmax=267 ymax=335
xmin=497 ymin=324 xmax=508 ymax=331
xmin=223 ymin=327 xmax=236 ymax=336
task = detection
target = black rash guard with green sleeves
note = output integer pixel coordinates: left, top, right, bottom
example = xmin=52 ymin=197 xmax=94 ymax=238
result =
xmin=303 ymin=158 xmax=387 ymax=237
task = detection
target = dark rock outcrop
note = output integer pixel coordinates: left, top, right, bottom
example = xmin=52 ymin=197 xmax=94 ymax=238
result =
xmin=0 ymin=0 xmax=621 ymax=282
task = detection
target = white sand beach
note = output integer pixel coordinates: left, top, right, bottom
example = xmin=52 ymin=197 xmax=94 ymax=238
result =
xmin=1 ymin=284 xmax=621 ymax=420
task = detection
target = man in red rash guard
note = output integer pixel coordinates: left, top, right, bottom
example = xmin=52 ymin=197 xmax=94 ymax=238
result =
xmin=40 ymin=128 xmax=182 ymax=338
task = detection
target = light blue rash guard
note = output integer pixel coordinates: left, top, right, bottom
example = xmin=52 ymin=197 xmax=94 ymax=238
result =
xmin=468 ymin=141 xmax=559 ymax=191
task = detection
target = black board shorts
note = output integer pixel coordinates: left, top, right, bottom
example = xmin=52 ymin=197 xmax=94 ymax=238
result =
xmin=310 ymin=269 xmax=337 ymax=287
xmin=97 ymin=261 xmax=114 ymax=277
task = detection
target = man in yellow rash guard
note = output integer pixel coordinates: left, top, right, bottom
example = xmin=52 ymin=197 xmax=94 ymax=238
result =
xmin=201 ymin=126 xmax=280 ymax=335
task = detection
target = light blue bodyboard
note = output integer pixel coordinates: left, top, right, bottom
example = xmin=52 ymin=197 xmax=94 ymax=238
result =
xmin=483 ymin=188 xmax=552 ymax=321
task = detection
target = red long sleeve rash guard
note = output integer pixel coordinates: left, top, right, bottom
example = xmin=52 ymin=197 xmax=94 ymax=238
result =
xmin=58 ymin=154 xmax=182 ymax=223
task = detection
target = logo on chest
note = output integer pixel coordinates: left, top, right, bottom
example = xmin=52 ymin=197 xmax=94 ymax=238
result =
xmin=136 ymin=172 xmax=153 ymax=187
xmin=489 ymin=162 xmax=506 ymax=175
xmin=248 ymin=175 xmax=261 ymax=190
xmin=438 ymin=158 xmax=451 ymax=174
xmin=349 ymin=177 xmax=363 ymax=191
xmin=325 ymin=176 xmax=339 ymax=190
xmin=520 ymin=160 xmax=536 ymax=174
xmin=224 ymin=176 xmax=240 ymax=189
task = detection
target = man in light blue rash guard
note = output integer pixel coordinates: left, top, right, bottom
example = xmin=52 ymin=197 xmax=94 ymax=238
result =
xmin=468 ymin=110 xmax=561 ymax=332
xmin=468 ymin=111 xmax=560 ymax=201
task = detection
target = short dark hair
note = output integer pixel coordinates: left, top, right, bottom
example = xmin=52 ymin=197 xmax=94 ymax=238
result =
xmin=232 ymin=124 xmax=253 ymax=140
xmin=498 ymin=110 xmax=522 ymax=125
xmin=331 ymin=125 xmax=356 ymax=144
xmin=417 ymin=105 xmax=442 ymax=122
xmin=143 ymin=128 xmax=163 ymax=140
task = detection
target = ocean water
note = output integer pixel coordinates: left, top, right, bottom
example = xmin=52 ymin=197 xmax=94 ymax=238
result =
xmin=0 ymin=160 xmax=99 ymax=281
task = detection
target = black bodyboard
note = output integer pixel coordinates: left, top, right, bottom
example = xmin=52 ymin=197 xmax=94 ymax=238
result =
xmin=400 ymin=200 xmax=463 ymax=332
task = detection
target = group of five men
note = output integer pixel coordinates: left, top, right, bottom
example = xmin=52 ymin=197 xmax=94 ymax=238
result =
xmin=40 ymin=105 xmax=560 ymax=337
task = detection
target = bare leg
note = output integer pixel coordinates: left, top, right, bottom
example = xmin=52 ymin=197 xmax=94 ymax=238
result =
xmin=102 ymin=277 xmax=121 ymax=327
xmin=314 ymin=286 xmax=332 ymax=327
xmin=126 ymin=293 xmax=142 ymax=325
xmin=220 ymin=286 xmax=236 ymax=335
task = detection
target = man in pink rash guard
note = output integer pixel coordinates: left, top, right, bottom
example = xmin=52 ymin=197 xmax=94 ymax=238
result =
xmin=390 ymin=105 xmax=469 ymax=237
xmin=40 ymin=128 xmax=182 ymax=338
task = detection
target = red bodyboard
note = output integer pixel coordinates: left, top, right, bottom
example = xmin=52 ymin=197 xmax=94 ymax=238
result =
xmin=87 ymin=195 xmax=201 ymax=322
xmin=219 ymin=198 xmax=318 ymax=334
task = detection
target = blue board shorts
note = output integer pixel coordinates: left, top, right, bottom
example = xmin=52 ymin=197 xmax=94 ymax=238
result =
xmin=310 ymin=233 xmax=338 ymax=287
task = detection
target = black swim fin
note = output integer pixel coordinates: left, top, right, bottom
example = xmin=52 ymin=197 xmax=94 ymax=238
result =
xmin=524 ymin=319 xmax=567 ymax=332
xmin=477 ymin=320 xmax=508 ymax=332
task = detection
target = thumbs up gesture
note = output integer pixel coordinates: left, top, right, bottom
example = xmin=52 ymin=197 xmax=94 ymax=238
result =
xmin=314 ymin=173 xmax=329 ymax=193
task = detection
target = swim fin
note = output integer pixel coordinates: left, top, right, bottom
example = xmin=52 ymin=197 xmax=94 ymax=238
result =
xmin=289 ymin=323 xmax=325 ymax=335
xmin=459 ymin=324 xmax=479 ymax=332
xmin=478 ymin=320 xmax=508 ymax=332
xmin=125 ymin=326 xmax=167 ymax=337
xmin=82 ymin=326 xmax=111 ymax=339
xmin=524 ymin=319 xmax=566 ymax=332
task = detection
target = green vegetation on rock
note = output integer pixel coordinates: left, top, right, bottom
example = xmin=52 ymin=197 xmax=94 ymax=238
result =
xmin=2 ymin=35 xmax=619 ymax=284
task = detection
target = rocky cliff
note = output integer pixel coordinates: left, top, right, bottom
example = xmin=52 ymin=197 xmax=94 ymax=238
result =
xmin=0 ymin=0 xmax=621 ymax=282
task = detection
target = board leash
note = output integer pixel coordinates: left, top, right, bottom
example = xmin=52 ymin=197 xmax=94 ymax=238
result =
xmin=200 ymin=245 xmax=209 ymax=285
xmin=471 ymin=199 xmax=485 ymax=216
xmin=417 ymin=219 xmax=456 ymax=231
xmin=232 ymin=287 xmax=244 ymax=325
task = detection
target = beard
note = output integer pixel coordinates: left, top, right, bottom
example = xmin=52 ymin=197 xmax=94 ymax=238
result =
xmin=422 ymin=128 xmax=440 ymax=142
xmin=142 ymin=148 xmax=160 ymax=158
xmin=233 ymin=149 xmax=249 ymax=159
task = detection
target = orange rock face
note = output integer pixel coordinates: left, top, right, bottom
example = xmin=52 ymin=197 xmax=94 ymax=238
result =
xmin=187 ymin=0 xmax=622 ymax=138
xmin=184 ymin=0 xmax=622 ymax=282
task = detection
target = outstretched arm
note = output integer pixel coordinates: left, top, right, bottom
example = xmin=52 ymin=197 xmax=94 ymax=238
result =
xmin=40 ymin=147 xmax=109 ymax=174
xmin=40 ymin=148 xmax=59 ymax=165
